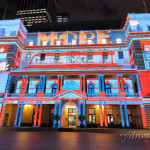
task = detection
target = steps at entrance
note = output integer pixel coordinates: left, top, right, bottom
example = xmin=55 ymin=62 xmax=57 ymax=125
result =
xmin=144 ymin=105 xmax=150 ymax=129
xmin=58 ymin=128 xmax=74 ymax=132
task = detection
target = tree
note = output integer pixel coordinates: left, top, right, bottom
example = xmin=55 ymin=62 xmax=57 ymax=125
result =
xmin=78 ymin=115 xmax=86 ymax=127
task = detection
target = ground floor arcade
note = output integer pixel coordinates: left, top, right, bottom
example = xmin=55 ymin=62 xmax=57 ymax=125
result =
xmin=0 ymin=103 xmax=147 ymax=129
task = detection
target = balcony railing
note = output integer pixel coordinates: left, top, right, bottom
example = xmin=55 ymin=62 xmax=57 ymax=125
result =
xmin=5 ymin=92 xmax=140 ymax=99
xmin=6 ymin=93 xmax=56 ymax=98
xmin=11 ymin=66 xmax=136 ymax=72
xmin=86 ymin=93 xmax=140 ymax=98
xmin=126 ymin=93 xmax=140 ymax=97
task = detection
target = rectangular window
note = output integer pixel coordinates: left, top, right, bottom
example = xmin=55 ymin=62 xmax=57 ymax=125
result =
xmin=89 ymin=108 xmax=95 ymax=123
xmin=103 ymin=52 xmax=108 ymax=59
xmin=56 ymin=40 xmax=61 ymax=45
xmin=40 ymin=53 xmax=45 ymax=61
xmin=29 ymin=41 xmax=33 ymax=46
xmin=87 ymin=39 xmax=92 ymax=44
xmin=116 ymin=38 xmax=122 ymax=43
xmin=118 ymin=51 xmax=124 ymax=59
xmin=107 ymin=108 xmax=113 ymax=124
xmin=42 ymin=41 xmax=47 ymax=46
xmin=72 ymin=39 xmax=76 ymax=45
xmin=55 ymin=53 xmax=60 ymax=63
xmin=102 ymin=39 xmax=107 ymax=44
xmin=87 ymin=52 xmax=93 ymax=63
xmin=26 ymin=54 xmax=31 ymax=61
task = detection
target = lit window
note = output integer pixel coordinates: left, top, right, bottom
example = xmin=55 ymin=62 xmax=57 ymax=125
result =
xmin=0 ymin=47 xmax=5 ymax=52
xmin=72 ymin=39 xmax=76 ymax=45
xmin=56 ymin=40 xmax=61 ymax=45
xmin=29 ymin=41 xmax=33 ymax=46
xmin=42 ymin=41 xmax=47 ymax=46
xmin=102 ymin=39 xmax=107 ymax=44
xmin=26 ymin=54 xmax=31 ymax=61
xmin=87 ymin=39 xmax=92 ymax=44
xmin=116 ymin=38 xmax=122 ymax=43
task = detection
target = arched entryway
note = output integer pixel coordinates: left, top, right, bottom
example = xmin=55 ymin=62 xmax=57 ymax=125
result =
xmin=62 ymin=103 xmax=78 ymax=127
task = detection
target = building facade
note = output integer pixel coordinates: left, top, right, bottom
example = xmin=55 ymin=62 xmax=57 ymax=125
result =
xmin=0 ymin=13 xmax=150 ymax=129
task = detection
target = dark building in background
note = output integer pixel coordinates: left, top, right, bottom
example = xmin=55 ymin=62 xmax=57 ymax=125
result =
xmin=56 ymin=13 xmax=71 ymax=23
xmin=16 ymin=0 xmax=58 ymax=29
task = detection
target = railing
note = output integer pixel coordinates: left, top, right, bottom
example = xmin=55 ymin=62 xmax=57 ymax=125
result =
xmin=6 ymin=93 xmax=56 ymax=98
xmin=86 ymin=93 xmax=140 ymax=98
xmin=126 ymin=93 xmax=140 ymax=97
xmin=11 ymin=66 xmax=136 ymax=72
xmin=6 ymin=92 xmax=140 ymax=98
xmin=105 ymin=93 xmax=119 ymax=98
xmin=86 ymin=94 xmax=99 ymax=97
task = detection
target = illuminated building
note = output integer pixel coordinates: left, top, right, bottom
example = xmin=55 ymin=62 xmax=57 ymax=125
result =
xmin=16 ymin=0 xmax=58 ymax=28
xmin=56 ymin=13 xmax=71 ymax=23
xmin=0 ymin=13 xmax=150 ymax=129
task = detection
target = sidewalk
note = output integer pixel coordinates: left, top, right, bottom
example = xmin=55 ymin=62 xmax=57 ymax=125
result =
xmin=0 ymin=127 xmax=149 ymax=134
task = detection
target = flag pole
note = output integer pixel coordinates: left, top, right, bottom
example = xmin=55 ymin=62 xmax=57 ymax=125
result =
xmin=143 ymin=0 xmax=147 ymax=13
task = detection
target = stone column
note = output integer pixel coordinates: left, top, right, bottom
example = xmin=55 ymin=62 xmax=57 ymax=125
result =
xmin=136 ymin=74 xmax=141 ymax=93
xmin=0 ymin=104 xmax=6 ymax=127
xmin=104 ymin=105 xmax=108 ymax=127
xmin=99 ymin=105 xmax=103 ymax=126
xmin=58 ymin=103 xmax=62 ymax=128
xmin=18 ymin=104 xmax=24 ymax=127
xmin=83 ymin=102 xmax=86 ymax=126
xmin=78 ymin=103 xmax=81 ymax=126
xmin=33 ymin=104 xmax=38 ymax=127
xmin=140 ymin=105 xmax=147 ymax=128
xmin=124 ymin=105 xmax=129 ymax=127
xmin=120 ymin=104 xmax=125 ymax=127
xmin=13 ymin=104 xmax=20 ymax=127
xmin=38 ymin=104 xmax=42 ymax=127
xmin=53 ymin=103 xmax=58 ymax=128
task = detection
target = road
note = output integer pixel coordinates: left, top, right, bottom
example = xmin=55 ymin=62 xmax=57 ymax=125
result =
xmin=0 ymin=131 xmax=150 ymax=150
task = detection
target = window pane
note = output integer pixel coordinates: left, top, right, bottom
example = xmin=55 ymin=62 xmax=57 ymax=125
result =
xmin=42 ymin=41 xmax=47 ymax=45
xmin=116 ymin=38 xmax=122 ymax=43
xmin=26 ymin=54 xmax=31 ymax=61
xmin=118 ymin=51 xmax=124 ymax=59
xmin=89 ymin=108 xmax=95 ymax=115
xmin=102 ymin=39 xmax=107 ymax=44
xmin=87 ymin=39 xmax=92 ymax=44
xmin=107 ymin=108 xmax=113 ymax=114
xmin=72 ymin=40 xmax=76 ymax=45
xmin=41 ymin=53 xmax=45 ymax=61
xmin=29 ymin=41 xmax=33 ymax=46
xmin=56 ymin=40 xmax=61 ymax=45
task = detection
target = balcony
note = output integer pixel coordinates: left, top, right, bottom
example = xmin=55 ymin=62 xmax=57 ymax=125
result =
xmin=86 ymin=93 xmax=140 ymax=98
xmin=5 ymin=92 xmax=140 ymax=99
xmin=11 ymin=66 xmax=136 ymax=72
xmin=6 ymin=93 xmax=56 ymax=98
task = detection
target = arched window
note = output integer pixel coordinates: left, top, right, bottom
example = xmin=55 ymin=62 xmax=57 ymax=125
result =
xmin=124 ymin=83 xmax=129 ymax=93
xmin=36 ymin=84 xmax=40 ymax=93
xmin=105 ymin=84 xmax=111 ymax=93
xmin=88 ymin=84 xmax=94 ymax=93
xmin=52 ymin=84 xmax=57 ymax=93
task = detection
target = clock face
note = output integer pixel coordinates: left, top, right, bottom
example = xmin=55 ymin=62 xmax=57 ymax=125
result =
xmin=144 ymin=45 xmax=150 ymax=51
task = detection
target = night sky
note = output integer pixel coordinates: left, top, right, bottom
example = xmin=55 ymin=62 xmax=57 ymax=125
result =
xmin=0 ymin=0 xmax=150 ymax=28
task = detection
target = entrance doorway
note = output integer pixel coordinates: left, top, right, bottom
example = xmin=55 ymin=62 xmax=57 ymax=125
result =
xmin=68 ymin=108 xmax=76 ymax=127
xmin=63 ymin=104 xmax=77 ymax=127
